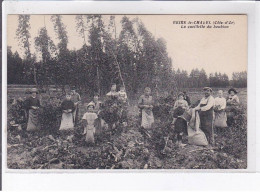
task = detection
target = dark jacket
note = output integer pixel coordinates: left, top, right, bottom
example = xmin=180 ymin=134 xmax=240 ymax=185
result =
xmin=184 ymin=95 xmax=191 ymax=106
xmin=61 ymin=100 xmax=75 ymax=112
xmin=24 ymin=96 xmax=41 ymax=110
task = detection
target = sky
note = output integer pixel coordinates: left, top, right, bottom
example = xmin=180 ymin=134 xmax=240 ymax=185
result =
xmin=7 ymin=14 xmax=247 ymax=79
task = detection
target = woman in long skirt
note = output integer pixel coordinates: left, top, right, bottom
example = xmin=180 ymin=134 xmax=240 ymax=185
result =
xmin=26 ymin=88 xmax=41 ymax=131
xmin=138 ymin=87 xmax=154 ymax=129
xmin=59 ymin=94 xmax=75 ymax=130
xmin=214 ymin=90 xmax=227 ymax=129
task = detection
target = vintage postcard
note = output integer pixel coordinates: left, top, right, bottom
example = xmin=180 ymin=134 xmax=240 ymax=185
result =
xmin=5 ymin=14 xmax=248 ymax=170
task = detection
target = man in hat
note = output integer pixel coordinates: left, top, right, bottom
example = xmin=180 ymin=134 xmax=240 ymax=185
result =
xmin=195 ymin=87 xmax=215 ymax=147
xmin=71 ymin=87 xmax=81 ymax=126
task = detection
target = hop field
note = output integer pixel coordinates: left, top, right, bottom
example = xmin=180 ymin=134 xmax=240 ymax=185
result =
xmin=6 ymin=87 xmax=247 ymax=169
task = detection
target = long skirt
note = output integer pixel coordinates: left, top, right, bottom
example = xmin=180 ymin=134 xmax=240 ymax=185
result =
xmin=59 ymin=112 xmax=74 ymax=130
xmin=214 ymin=110 xmax=227 ymax=128
xmin=26 ymin=109 xmax=39 ymax=131
xmin=85 ymin=125 xmax=96 ymax=144
xmin=141 ymin=109 xmax=154 ymax=129
xmin=199 ymin=110 xmax=214 ymax=144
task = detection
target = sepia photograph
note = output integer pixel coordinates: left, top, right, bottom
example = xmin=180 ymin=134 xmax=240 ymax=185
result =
xmin=6 ymin=14 xmax=247 ymax=170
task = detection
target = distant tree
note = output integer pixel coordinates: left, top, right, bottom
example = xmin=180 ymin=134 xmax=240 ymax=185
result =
xmin=198 ymin=69 xmax=208 ymax=87
xmin=16 ymin=15 xmax=37 ymax=85
xmin=51 ymin=15 xmax=68 ymax=54
xmin=231 ymin=71 xmax=247 ymax=88
xmin=75 ymin=15 xmax=88 ymax=47
xmin=86 ymin=15 xmax=106 ymax=96
xmin=209 ymin=72 xmax=230 ymax=87
xmin=7 ymin=47 xmax=24 ymax=84
xmin=51 ymin=15 xmax=70 ymax=87
xmin=34 ymin=27 xmax=57 ymax=86
xmin=117 ymin=16 xmax=140 ymax=95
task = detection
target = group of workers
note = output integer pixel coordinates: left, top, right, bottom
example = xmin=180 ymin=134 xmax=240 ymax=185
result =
xmin=9 ymin=84 xmax=240 ymax=148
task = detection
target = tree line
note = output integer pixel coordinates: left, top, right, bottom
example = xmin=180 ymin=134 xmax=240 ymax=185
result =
xmin=7 ymin=15 xmax=247 ymax=97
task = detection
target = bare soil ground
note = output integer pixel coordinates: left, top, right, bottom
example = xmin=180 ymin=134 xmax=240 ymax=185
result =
xmin=6 ymin=87 xmax=247 ymax=169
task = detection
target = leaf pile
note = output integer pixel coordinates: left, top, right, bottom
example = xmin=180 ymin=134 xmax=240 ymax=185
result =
xmin=7 ymin=99 xmax=247 ymax=169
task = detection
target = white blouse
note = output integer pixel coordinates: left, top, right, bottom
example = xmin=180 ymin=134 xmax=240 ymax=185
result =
xmin=214 ymin=97 xmax=226 ymax=110
xmin=196 ymin=95 xmax=215 ymax=112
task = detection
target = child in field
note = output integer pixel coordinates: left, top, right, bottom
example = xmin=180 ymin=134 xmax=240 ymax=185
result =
xmin=59 ymin=94 xmax=75 ymax=130
xmin=172 ymin=93 xmax=189 ymax=125
xmin=173 ymin=92 xmax=189 ymax=110
xmin=173 ymin=110 xmax=190 ymax=147
xmin=93 ymin=93 xmax=106 ymax=134
xmin=118 ymin=85 xmax=128 ymax=127
xmin=82 ymin=102 xmax=98 ymax=145
xmin=118 ymin=85 xmax=128 ymax=103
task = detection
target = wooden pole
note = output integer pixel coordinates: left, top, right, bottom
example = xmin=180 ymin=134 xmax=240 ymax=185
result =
xmin=110 ymin=50 xmax=130 ymax=106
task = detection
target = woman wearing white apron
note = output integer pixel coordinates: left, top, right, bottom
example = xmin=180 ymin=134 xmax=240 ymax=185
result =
xmin=26 ymin=88 xmax=41 ymax=131
xmin=214 ymin=90 xmax=228 ymax=129
xmin=82 ymin=102 xmax=98 ymax=144
xmin=59 ymin=94 xmax=75 ymax=130
xmin=138 ymin=87 xmax=154 ymax=129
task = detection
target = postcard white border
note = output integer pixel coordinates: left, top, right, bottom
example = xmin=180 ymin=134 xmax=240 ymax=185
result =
xmin=2 ymin=0 xmax=258 ymax=190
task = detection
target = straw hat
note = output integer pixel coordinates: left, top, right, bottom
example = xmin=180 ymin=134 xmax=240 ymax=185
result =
xmin=87 ymin=101 xmax=95 ymax=109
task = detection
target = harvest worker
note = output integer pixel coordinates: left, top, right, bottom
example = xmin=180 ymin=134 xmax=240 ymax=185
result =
xmin=195 ymin=87 xmax=215 ymax=147
xmin=59 ymin=94 xmax=75 ymax=130
xmin=82 ymin=102 xmax=98 ymax=145
xmin=92 ymin=93 xmax=105 ymax=135
xmin=227 ymin=88 xmax=239 ymax=105
xmin=71 ymin=86 xmax=81 ymax=126
xmin=226 ymin=88 xmax=240 ymax=126
xmin=25 ymin=88 xmax=41 ymax=131
xmin=183 ymin=91 xmax=191 ymax=106
xmin=173 ymin=92 xmax=189 ymax=110
xmin=118 ymin=85 xmax=128 ymax=127
xmin=138 ymin=87 xmax=154 ymax=130
xmin=106 ymin=83 xmax=119 ymax=101
xmin=172 ymin=92 xmax=189 ymax=125
xmin=214 ymin=90 xmax=227 ymax=129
